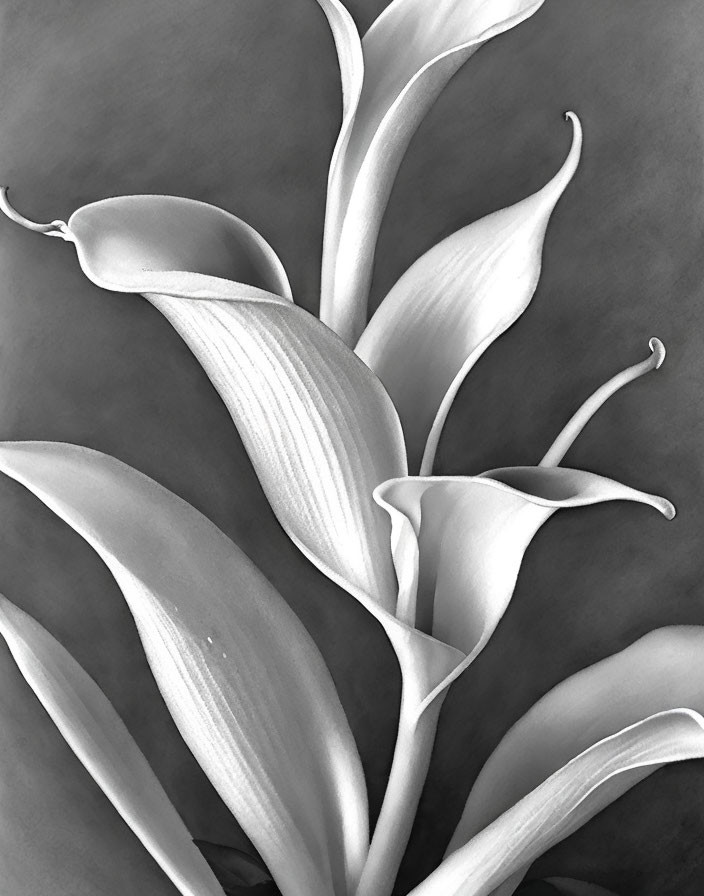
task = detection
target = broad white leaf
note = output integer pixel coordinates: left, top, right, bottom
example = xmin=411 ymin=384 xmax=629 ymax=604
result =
xmin=0 ymin=441 xmax=369 ymax=896
xmin=375 ymin=466 xmax=674 ymax=707
xmin=412 ymin=627 xmax=704 ymax=896
xmin=0 ymin=594 xmax=224 ymax=896
xmin=145 ymin=294 xmax=407 ymax=612
xmin=319 ymin=0 xmax=546 ymax=345
xmin=356 ymin=114 xmax=582 ymax=474
xmin=0 ymin=627 xmax=180 ymax=896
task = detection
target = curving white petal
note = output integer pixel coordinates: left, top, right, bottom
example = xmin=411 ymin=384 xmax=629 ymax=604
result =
xmin=375 ymin=466 xmax=674 ymax=708
xmin=63 ymin=194 xmax=292 ymax=300
xmin=319 ymin=0 xmax=547 ymax=345
xmin=145 ymin=293 xmax=407 ymax=613
xmin=315 ymin=1 xmax=364 ymax=123
xmin=357 ymin=114 xmax=582 ymax=474
xmin=0 ymin=189 xmax=409 ymax=614
xmin=0 ymin=594 xmax=224 ymax=896
xmin=412 ymin=627 xmax=704 ymax=896
xmin=0 ymin=442 xmax=369 ymax=896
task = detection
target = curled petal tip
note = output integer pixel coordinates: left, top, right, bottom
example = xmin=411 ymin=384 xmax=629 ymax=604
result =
xmin=0 ymin=185 xmax=70 ymax=238
xmin=648 ymin=337 xmax=666 ymax=369
xmin=649 ymin=492 xmax=676 ymax=520
xmin=661 ymin=498 xmax=677 ymax=521
xmin=556 ymin=111 xmax=582 ymax=183
xmin=564 ymin=111 xmax=582 ymax=142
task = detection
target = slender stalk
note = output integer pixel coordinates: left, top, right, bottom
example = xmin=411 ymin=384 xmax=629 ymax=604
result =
xmin=0 ymin=187 xmax=71 ymax=239
xmin=354 ymin=688 xmax=446 ymax=896
xmin=540 ymin=337 xmax=665 ymax=467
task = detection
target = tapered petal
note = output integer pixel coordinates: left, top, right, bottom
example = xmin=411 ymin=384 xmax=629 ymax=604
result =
xmin=356 ymin=114 xmax=582 ymax=474
xmin=60 ymin=194 xmax=292 ymax=301
xmin=0 ymin=442 xmax=369 ymax=896
xmin=0 ymin=628 xmax=181 ymax=896
xmin=315 ymin=0 xmax=364 ymax=231
xmin=315 ymin=1 xmax=363 ymax=123
xmin=408 ymin=627 xmax=704 ymax=896
xmin=375 ymin=466 xmax=674 ymax=707
xmin=319 ymin=0 xmax=546 ymax=344
xmin=0 ymin=594 xmax=224 ymax=896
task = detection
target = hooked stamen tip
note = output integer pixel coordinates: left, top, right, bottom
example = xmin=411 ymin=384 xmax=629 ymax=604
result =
xmin=648 ymin=337 xmax=666 ymax=369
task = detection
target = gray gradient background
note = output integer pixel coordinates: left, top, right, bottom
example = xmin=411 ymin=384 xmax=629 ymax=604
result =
xmin=0 ymin=1 xmax=703 ymax=893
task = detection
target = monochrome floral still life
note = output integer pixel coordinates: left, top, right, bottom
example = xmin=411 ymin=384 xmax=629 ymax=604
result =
xmin=0 ymin=2 xmax=701 ymax=895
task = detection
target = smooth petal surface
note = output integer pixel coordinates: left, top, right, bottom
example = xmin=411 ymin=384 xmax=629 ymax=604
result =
xmin=314 ymin=1 xmax=363 ymax=124
xmin=356 ymin=113 xmax=582 ymax=474
xmin=320 ymin=0 xmax=546 ymax=344
xmin=419 ymin=627 xmax=704 ymax=896
xmin=0 ymin=594 xmax=224 ymax=896
xmin=0 ymin=442 xmax=369 ymax=896
xmin=63 ymin=194 xmax=292 ymax=300
xmin=145 ymin=293 xmax=407 ymax=613
xmin=375 ymin=466 xmax=674 ymax=705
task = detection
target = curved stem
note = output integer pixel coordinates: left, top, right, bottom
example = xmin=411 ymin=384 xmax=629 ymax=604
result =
xmin=355 ymin=689 xmax=446 ymax=896
xmin=0 ymin=186 xmax=71 ymax=239
xmin=540 ymin=337 xmax=665 ymax=468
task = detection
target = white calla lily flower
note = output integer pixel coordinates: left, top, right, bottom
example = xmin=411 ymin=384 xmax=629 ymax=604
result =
xmin=0 ymin=2 xmax=694 ymax=896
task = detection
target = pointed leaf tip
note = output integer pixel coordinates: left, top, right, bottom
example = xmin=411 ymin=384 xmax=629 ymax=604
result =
xmin=357 ymin=113 xmax=581 ymax=474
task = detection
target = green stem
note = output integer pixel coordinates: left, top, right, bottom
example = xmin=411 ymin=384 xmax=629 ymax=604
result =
xmin=354 ymin=688 xmax=446 ymax=896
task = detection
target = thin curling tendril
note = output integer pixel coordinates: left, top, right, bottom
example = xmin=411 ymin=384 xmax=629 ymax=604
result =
xmin=0 ymin=187 xmax=72 ymax=240
xmin=540 ymin=337 xmax=666 ymax=467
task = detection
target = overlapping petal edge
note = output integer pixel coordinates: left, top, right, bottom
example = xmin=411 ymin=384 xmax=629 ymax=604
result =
xmin=317 ymin=0 xmax=548 ymax=346
xmin=409 ymin=627 xmax=704 ymax=896
xmin=373 ymin=465 xmax=674 ymax=713
xmin=0 ymin=441 xmax=369 ymax=896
